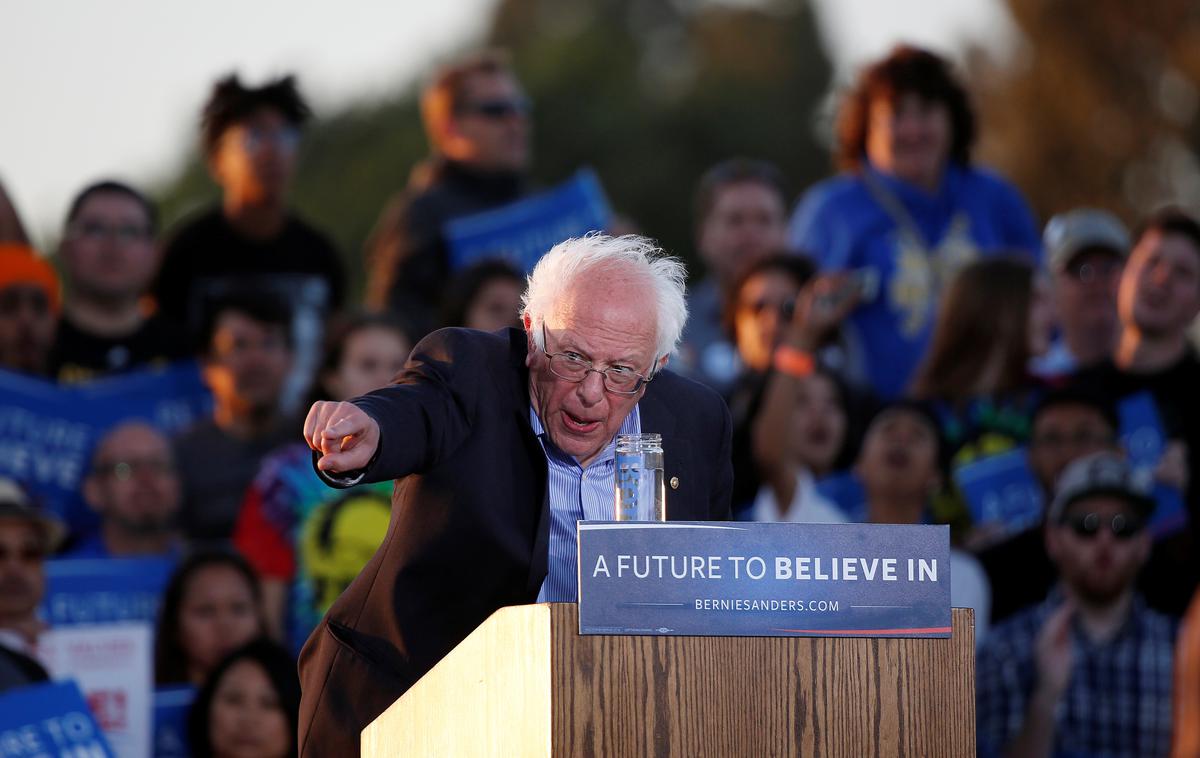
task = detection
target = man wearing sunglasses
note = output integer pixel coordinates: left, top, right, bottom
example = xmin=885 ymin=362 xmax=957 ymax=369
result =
xmin=977 ymin=451 xmax=1176 ymax=758
xmin=0 ymin=478 xmax=62 ymax=693
xmin=298 ymin=234 xmax=732 ymax=755
xmin=367 ymin=49 xmax=531 ymax=338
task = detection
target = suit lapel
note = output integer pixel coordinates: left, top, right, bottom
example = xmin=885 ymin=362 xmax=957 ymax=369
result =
xmin=508 ymin=329 xmax=552 ymax=595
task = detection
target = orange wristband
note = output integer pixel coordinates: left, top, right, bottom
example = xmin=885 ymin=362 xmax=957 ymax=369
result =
xmin=772 ymin=345 xmax=815 ymax=378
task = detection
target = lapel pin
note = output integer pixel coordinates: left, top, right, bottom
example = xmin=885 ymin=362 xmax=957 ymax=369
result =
xmin=670 ymin=476 xmax=679 ymax=490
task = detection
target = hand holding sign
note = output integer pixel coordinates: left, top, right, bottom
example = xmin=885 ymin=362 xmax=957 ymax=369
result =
xmin=304 ymin=401 xmax=380 ymax=473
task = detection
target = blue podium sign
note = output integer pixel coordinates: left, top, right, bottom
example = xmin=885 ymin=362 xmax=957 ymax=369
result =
xmin=577 ymin=521 xmax=951 ymax=638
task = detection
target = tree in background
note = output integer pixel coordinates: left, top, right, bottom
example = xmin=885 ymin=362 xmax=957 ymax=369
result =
xmin=971 ymin=0 xmax=1200 ymax=225
xmin=157 ymin=0 xmax=832 ymax=298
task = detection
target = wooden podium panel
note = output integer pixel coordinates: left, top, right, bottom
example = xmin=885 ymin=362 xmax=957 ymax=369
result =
xmin=363 ymin=604 xmax=975 ymax=757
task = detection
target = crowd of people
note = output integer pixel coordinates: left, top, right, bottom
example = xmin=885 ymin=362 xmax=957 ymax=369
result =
xmin=2 ymin=42 xmax=1200 ymax=757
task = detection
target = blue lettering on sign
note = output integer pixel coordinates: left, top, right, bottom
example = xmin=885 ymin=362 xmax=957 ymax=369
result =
xmin=577 ymin=522 xmax=951 ymax=638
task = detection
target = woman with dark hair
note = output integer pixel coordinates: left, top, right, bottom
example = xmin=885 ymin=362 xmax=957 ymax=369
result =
xmin=789 ymin=44 xmax=1041 ymax=400
xmin=909 ymin=256 xmax=1054 ymax=538
xmin=155 ymin=550 xmax=266 ymax=686
xmin=439 ymin=258 xmax=525 ymax=331
xmin=233 ymin=312 xmax=410 ymax=653
xmin=188 ymin=638 xmax=300 ymax=758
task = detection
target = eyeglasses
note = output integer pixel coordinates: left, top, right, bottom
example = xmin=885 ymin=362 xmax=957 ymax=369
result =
xmin=456 ymin=97 xmax=531 ymax=119
xmin=0 ymin=287 xmax=50 ymax=317
xmin=238 ymin=126 xmax=301 ymax=154
xmin=1064 ymin=511 xmax=1144 ymax=540
xmin=1031 ymin=430 xmax=1116 ymax=450
xmin=741 ymin=298 xmax=795 ymax=320
xmin=0 ymin=543 xmax=45 ymax=565
xmin=1065 ymin=259 xmax=1122 ymax=284
xmin=68 ymin=220 xmax=152 ymax=244
xmin=539 ymin=324 xmax=654 ymax=396
xmin=94 ymin=458 xmax=175 ymax=481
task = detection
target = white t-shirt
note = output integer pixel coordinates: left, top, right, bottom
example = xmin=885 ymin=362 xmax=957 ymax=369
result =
xmin=752 ymin=469 xmax=849 ymax=524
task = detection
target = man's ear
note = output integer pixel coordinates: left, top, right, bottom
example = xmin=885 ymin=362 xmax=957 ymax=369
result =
xmin=655 ymin=354 xmax=669 ymax=374
xmin=523 ymin=314 xmax=536 ymax=367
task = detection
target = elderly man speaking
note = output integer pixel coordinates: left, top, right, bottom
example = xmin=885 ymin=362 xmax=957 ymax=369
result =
xmin=299 ymin=234 xmax=733 ymax=755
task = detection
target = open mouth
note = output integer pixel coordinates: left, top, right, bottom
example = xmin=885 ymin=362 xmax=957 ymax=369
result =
xmin=562 ymin=410 xmax=601 ymax=434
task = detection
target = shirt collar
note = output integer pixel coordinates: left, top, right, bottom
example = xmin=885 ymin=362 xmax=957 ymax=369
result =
xmin=529 ymin=404 xmax=641 ymax=470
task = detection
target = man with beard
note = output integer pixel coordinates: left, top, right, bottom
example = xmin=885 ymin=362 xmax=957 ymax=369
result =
xmin=63 ymin=422 xmax=183 ymax=559
xmin=174 ymin=294 xmax=295 ymax=544
xmin=0 ymin=478 xmax=61 ymax=692
xmin=976 ymin=452 xmax=1176 ymax=758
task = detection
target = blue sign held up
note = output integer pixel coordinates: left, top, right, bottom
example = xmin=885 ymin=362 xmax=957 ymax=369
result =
xmin=0 ymin=681 xmax=116 ymax=758
xmin=0 ymin=362 xmax=211 ymax=536
xmin=577 ymin=521 xmax=951 ymax=639
xmin=42 ymin=557 xmax=176 ymax=627
xmin=954 ymin=448 xmax=1044 ymax=539
xmin=153 ymin=686 xmax=195 ymax=758
xmin=444 ymin=168 xmax=612 ymax=273
xmin=1117 ymin=392 xmax=1189 ymax=538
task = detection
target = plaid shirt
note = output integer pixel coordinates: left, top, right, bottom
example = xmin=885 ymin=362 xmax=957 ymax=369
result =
xmin=976 ymin=588 xmax=1177 ymax=758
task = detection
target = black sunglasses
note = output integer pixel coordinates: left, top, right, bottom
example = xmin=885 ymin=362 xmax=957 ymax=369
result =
xmin=1064 ymin=511 xmax=1144 ymax=540
xmin=457 ymin=97 xmax=530 ymax=119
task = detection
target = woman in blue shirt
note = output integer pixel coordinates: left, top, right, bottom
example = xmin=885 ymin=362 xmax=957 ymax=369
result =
xmin=789 ymin=45 xmax=1041 ymax=398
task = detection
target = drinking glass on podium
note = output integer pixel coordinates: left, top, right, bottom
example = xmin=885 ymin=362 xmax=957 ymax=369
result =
xmin=614 ymin=433 xmax=666 ymax=521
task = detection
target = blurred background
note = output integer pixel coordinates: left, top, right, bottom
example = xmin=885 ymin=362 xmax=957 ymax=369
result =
xmin=4 ymin=0 xmax=1200 ymax=296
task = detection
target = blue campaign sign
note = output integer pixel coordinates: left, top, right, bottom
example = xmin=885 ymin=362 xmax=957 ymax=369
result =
xmin=42 ymin=557 xmax=177 ymax=627
xmin=0 ymin=362 xmax=211 ymax=534
xmin=1118 ymin=391 xmax=1167 ymax=466
xmin=577 ymin=521 xmax=951 ymax=638
xmin=1116 ymin=392 xmax=1189 ymax=539
xmin=444 ymin=168 xmax=612 ymax=273
xmin=0 ymin=681 xmax=116 ymax=758
xmin=152 ymin=686 xmax=195 ymax=758
xmin=953 ymin=448 xmax=1044 ymax=537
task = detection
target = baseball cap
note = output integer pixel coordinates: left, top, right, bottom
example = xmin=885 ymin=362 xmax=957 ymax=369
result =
xmin=1047 ymin=451 xmax=1155 ymax=523
xmin=0 ymin=477 xmax=65 ymax=553
xmin=0 ymin=243 xmax=60 ymax=313
xmin=1043 ymin=209 xmax=1131 ymax=272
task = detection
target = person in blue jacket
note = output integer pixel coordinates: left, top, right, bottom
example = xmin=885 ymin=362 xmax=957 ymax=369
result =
xmin=789 ymin=44 xmax=1042 ymax=399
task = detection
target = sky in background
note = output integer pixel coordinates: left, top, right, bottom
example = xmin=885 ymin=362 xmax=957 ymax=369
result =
xmin=0 ymin=0 xmax=1016 ymax=248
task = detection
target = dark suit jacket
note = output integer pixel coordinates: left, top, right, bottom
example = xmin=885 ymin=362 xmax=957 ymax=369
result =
xmin=298 ymin=327 xmax=732 ymax=756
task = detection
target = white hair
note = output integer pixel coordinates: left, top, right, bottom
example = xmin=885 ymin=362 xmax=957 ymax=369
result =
xmin=521 ymin=233 xmax=689 ymax=362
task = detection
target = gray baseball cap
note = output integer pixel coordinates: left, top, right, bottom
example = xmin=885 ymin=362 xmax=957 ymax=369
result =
xmin=1043 ymin=208 xmax=1131 ymax=272
xmin=0 ymin=477 xmax=65 ymax=552
xmin=1048 ymin=451 xmax=1155 ymax=523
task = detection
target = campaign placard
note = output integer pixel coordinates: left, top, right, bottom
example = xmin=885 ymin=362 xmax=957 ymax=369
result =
xmin=954 ymin=448 xmax=1044 ymax=538
xmin=42 ymin=557 xmax=176 ymax=627
xmin=36 ymin=624 xmax=153 ymax=758
xmin=577 ymin=521 xmax=951 ymax=638
xmin=1117 ymin=391 xmax=1189 ymax=538
xmin=0 ymin=362 xmax=211 ymax=535
xmin=444 ymin=168 xmax=612 ymax=273
xmin=0 ymin=681 xmax=116 ymax=758
xmin=152 ymin=686 xmax=195 ymax=758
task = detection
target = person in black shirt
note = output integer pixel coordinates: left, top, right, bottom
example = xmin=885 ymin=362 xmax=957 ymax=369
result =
xmin=1074 ymin=207 xmax=1200 ymax=615
xmin=174 ymin=294 xmax=296 ymax=544
xmin=366 ymin=50 xmax=530 ymax=338
xmin=49 ymin=181 xmax=190 ymax=383
xmin=155 ymin=74 xmax=344 ymax=409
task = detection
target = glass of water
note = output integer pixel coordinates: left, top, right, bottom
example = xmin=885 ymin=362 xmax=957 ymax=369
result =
xmin=614 ymin=433 xmax=666 ymax=521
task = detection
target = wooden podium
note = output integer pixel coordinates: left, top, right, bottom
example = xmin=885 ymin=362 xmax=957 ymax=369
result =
xmin=363 ymin=603 xmax=975 ymax=757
